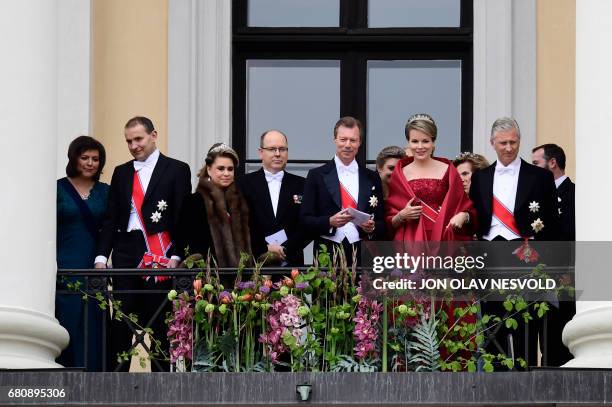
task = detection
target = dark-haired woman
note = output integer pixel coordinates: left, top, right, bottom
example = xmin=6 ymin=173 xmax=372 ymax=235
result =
xmin=56 ymin=135 xmax=109 ymax=371
xmin=176 ymin=143 xmax=252 ymax=268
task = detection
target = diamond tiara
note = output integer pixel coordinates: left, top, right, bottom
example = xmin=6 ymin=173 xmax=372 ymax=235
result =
xmin=407 ymin=113 xmax=435 ymax=125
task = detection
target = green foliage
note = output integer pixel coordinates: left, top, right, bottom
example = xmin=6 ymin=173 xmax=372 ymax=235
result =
xmin=192 ymin=340 xmax=217 ymax=372
xmin=407 ymin=314 xmax=441 ymax=372
xmin=331 ymin=355 xmax=378 ymax=372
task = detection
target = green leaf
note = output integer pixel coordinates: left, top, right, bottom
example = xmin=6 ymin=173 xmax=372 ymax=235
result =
xmin=515 ymin=298 xmax=528 ymax=312
xmin=537 ymin=302 xmax=550 ymax=318
xmin=503 ymin=300 xmax=513 ymax=312
xmin=505 ymin=318 xmax=518 ymax=330
xmin=475 ymin=334 xmax=485 ymax=346
xmin=483 ymin=361 xmax=494 ymax=372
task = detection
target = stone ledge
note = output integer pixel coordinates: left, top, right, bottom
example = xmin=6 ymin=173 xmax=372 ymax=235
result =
xmin=0 ymin=370 xmax=610 ymax=406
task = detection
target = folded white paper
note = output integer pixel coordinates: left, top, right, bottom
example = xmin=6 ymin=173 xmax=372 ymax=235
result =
xmin=346 ymin=207 xmax=373 ymax=226
xmin=265 ymin=229 xmax=288 ymax=245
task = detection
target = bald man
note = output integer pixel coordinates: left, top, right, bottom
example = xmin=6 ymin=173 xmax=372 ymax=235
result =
xmin=237 ymin=130 xmax=310 ymax=266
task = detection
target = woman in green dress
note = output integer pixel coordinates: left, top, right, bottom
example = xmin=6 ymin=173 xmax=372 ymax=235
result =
xmin=56 ymin=136 xmax=109 ymax=370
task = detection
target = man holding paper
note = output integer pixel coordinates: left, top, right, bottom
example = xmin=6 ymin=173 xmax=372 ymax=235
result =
xmin=238 ymin=129 xmax=310 ymax=266
xmin=301 ymin=117 xmax=386 ymax=262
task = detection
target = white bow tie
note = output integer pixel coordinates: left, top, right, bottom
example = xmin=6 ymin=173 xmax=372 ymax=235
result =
xmin=265 ymin=172 xmax=283 ymax=182
xmin=496 ymin=165 xmax=516 ymax=176
xmin=339 ymin=163 xmax=358 ymax=175
xmin=134 ymin=160 xmax=153 ymax=171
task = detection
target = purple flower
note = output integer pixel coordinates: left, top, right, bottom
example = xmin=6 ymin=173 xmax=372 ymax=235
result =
xmin=318 ymin=271 xmax=328 ymax=278
xmin=353 ymin=283 xmax=382 ymax=361
xmin=295 ymin=281 xmax=310 ymax=290
xmin=166 ymin=296 xmax=194 ymax=363
xmin=236 ymin=281 xmax=255 ymax=290
xmin=260 ymin=294 xmax=304 ymax=364
xmin=219 ymin=291 xmax=232 ymax=304
xmin=259 ymin=285 xmax=270 ymax=294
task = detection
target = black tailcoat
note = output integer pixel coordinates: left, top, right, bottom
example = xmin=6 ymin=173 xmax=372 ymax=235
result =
xmin=469 ymin=159 xmax=560 ymax=241
xmin=557 ymin=177 xmax=575 ymax=241
xmin=300 ymin=160 xmax=386 ymax=251
xmin=97 ymin=153 xmax=192 ymax=261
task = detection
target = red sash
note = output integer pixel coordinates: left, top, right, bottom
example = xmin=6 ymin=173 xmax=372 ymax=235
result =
xmin=492 ymin=195 xmax=521 ymax=237
xmin=132 ymin=171 xmax=171 ymax=282
xmin=420 ymin=200 xmax=439 ymax=223
xmin=340 ymin=182 xmax=357 ymax=209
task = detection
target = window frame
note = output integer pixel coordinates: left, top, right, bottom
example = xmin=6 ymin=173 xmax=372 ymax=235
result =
xmin=232 ymin=0 xmax=473 ymax=174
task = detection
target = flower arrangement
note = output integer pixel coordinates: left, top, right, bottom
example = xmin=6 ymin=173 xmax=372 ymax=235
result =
xmin=163 ymin=246 xmax=564 ymax=373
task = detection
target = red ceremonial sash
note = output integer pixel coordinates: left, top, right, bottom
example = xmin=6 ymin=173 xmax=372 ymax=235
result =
xmin=419 ymin=200 xmax=440 ymax=223
xmin=492 ymin=195 xmax=521 ymax=237
xmin=132 ymin=171 xmax=172 ymax=282
xmin=340 ymin=182 xmax=357 ymax=209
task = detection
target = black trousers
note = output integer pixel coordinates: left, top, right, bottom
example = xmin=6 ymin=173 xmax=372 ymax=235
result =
xmin=480 ymin=236 xmax=538 ymax=369
xmin=107 ymin=231 xmax=171 ymax=371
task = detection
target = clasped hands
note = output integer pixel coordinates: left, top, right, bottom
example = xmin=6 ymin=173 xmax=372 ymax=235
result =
xmin=329 ymin=209 xmax=375 ymax=234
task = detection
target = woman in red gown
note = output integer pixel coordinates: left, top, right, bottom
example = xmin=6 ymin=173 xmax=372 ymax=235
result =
xmin=386 ymin=113 xmax=476 ymax=241
xmin=385 ymin=113 xmax=478 ymax=367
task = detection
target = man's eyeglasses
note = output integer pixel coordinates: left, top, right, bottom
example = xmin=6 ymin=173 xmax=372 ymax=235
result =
xmin=261 ymin=147 xmax=288 ymax=153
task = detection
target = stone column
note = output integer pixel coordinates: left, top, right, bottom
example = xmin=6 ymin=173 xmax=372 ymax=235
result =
xmin=168 ymin=0 xmax=231 ymax=182
xmin=0 ymin=0 xmax=69 ymax=367
xmin=562 ymin=0 xmax=612 ymax=367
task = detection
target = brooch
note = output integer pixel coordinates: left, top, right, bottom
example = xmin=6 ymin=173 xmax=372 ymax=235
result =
xmin=369 ymin=195 xmax=378 ymax=208
xmin=531 ymin=218 xmax=544 ymax=233
xmin=528 ymin=201 xmax=540 ymax=213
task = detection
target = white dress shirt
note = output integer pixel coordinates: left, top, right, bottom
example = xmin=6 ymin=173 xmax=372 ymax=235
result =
xmin=264 ymin=168 xmax=284 ymax=216
xmin=95 ymin=149 xmax=179 ymax=264
xmin=127 ymin=149 xmax=160 ymax=232
xmin=324 ymin=156 xmax=360 ymax=244
xmin=555 ymin=175 xmax=567 ymax=189
xmin=483 ymin=157 xmax=522 ymax=241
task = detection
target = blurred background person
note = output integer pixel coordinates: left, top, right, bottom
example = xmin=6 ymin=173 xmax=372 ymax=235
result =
xmin=453 ymin=152 xmax=490 ymax=194
xmin=532 ymin=143 xmax=574 ymax=240
xmin=56 ymin=135 xmax=108 ymax=371
xmin=386 ymin=114 xmax=476 ymax=242
xmin=176 ymin=143 xmax=252 ymax=268
xmin=532 ymin=143 xmax=575 ymax=366
xmin=376 ymin=145 xmax=406 ymax=198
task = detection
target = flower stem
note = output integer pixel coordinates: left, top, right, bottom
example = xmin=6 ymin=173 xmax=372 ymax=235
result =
xmin=233 ymin=304 xmax=240 ymax=372
xmin=382 ymin=296 xmax=388 ymax=372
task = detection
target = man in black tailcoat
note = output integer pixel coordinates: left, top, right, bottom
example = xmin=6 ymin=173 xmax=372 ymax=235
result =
xmin=470 ymin=117 xmax=561 ymax=368
xmin=94 ymin=116 xmax=191 ymax=371
xmin=532 ymin=143 xmax=576 ymax=366
xmin=300 ymin=116 xmax=386 ymax=264
xmin=238 ymin=129 xmax=310 ymax=266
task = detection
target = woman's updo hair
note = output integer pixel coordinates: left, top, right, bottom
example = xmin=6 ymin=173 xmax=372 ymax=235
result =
xmin=198 ymin=143 xmax=240 ymax=178
xmin=65 ymin=135 xmax=106 ymax=181
xmin=404 ymin=113 xmax=437 ymax=142
xmin=453 ymin=152 xmax=490 ymax=171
